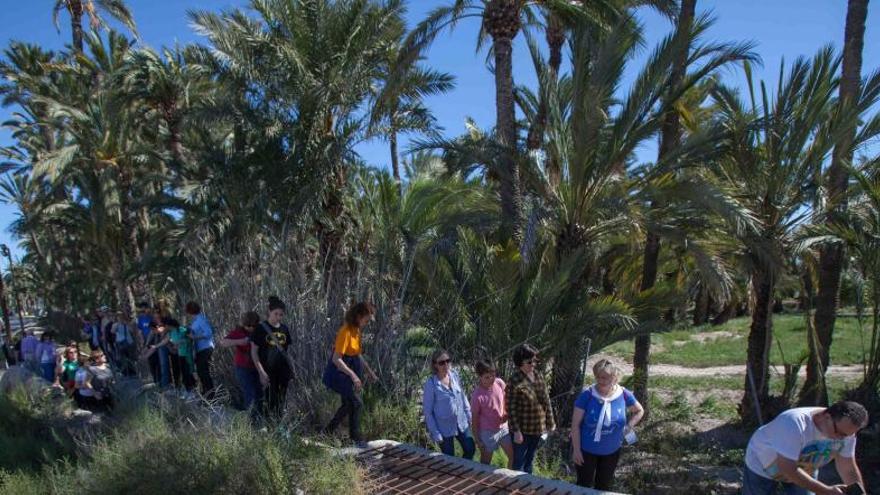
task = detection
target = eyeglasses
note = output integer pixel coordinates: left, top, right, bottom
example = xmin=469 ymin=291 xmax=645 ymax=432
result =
xmin=435 ymin=359 xmax=451 ymax=366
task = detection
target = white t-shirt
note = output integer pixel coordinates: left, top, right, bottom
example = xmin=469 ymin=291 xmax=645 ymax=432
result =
xmin=745 ymin=407 xmax=856 ymax=480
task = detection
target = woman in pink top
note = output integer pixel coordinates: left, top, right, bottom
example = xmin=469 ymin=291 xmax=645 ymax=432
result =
xmin=471 ymin=360 xmax=514 ymax=467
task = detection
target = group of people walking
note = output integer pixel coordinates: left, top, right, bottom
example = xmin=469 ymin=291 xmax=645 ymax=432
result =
xmin=421 ymin=345 xmax=645 ymax=490
xmin=7 ymin=295 xmax=872 ymax=494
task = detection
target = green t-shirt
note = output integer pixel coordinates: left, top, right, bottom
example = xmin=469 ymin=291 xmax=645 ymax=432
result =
xmin=168 ymin=326 xmax=193 ymax=360
xmin=61 ymin=359 xmax=79 ymax=382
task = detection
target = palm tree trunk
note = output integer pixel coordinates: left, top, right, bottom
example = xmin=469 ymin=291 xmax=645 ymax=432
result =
xmin=116 ymin=167 xmax=139 ymax=316
xmin=492 ymin=33 xmax=521 ymax=239
xmin=390 ymin=131 xmax=401 ymax=194
xmin=69 ymin=1 xmax=85 ymax=54
xmin=632 ymin=0 xmax=697 ymax=409
xmin=806 ymin=0 xmax=870 ymax=406
xmin=693 ymin=284 xmax=710 ymax=325
xmin=740 ymin=269 xmax=774 ymax=423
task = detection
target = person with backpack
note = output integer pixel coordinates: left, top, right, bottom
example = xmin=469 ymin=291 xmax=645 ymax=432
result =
xmin=571 ymin=358 xmax=644 ymax=490
xmin=321 ymin=302 xmax=378 ymax=443
xmin=186 ymin=301 xmax=216 ymax=398
xmin=423 ymin=349 xmax=476 ymax=460
xmin=220 ymin=311 xmax=262 ymax=413
xmin=250 ymin=296 xmax=293 ymax=422
xmin=76 ymin=350 xmax=114 ymax=412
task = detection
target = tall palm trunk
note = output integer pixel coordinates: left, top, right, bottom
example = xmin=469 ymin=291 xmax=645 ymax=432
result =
xmin=485 ymin=0 xmax=522 ymax=239
xmin=740 ymin=268 xmax=774 ymax=423
xmin=69 ymin=1 xmax=85 ymax=54
xmin=116 ymin=166 xmax=139 ymax=316
xmin=390 ymin=131 xmax=401 ymax=194
xmin=632 ymin=0 xmax=696 ymax=409
xmin=804 ymin=0 xmax=870 ymax=406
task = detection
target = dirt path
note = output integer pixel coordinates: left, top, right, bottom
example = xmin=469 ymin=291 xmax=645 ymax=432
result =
xmin=586 ymin=355 xmax=865 ymax=378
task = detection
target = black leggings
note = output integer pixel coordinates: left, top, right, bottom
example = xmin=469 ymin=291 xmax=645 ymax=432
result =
xmin=575 ymin=449 xmax=621 ymax=490
xmin=263 ymin=367 xmax=291 ymax=421
xmin=326 ymin=394 xmax=363 ymax=441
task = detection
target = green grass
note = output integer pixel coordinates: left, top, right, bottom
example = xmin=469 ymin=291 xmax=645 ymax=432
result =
xmin=0 ymin=385 xmax=364 ymax=495
xmin=604 ymin=314 xmax=870 ymax=367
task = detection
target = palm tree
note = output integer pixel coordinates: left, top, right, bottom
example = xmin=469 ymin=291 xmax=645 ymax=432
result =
xmin=632 ymin=0 xmax=698 ymax=408
xmin=707 ymin=49 xmax=880 ymax=422
xmin=370 ymin=46 xmax=454 ymax=193
xmin=811 ymin=165 xmax=880 ymax=394
xmin=190 ymin=0 xmax=406 ymax=276
xmin=804 ymin=0 xmax=873 ymax=406
xmin=404 ymin=0 xmax=605 ymax=238
xmin=52 ymin=0 xmax=137 ymax=53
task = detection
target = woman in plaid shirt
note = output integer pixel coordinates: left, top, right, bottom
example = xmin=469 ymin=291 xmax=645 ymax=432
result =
xmin=506 ymin=344 xmax=555 ymax=473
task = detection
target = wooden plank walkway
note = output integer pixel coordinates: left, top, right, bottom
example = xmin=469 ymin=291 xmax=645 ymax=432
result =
xmin=354 ymin=441 xmax=623 ymax=495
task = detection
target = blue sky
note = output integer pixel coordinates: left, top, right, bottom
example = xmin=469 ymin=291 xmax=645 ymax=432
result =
xmin=1 ymin=0 xmax=878 ymax=258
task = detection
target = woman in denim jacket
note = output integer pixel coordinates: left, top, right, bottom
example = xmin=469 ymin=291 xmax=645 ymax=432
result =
xmin=422 ymin=349 xmax=475 ymax=459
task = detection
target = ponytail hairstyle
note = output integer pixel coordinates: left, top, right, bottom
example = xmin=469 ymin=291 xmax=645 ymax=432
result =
xmin=268 ymin=296 xmax=286 ymax=312
xmin=344 ymin=301 xmax=376 ymax=327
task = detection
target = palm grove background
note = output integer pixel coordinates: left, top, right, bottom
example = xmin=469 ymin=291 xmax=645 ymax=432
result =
xmin=1 ymin=0 xmax=879 ymax=464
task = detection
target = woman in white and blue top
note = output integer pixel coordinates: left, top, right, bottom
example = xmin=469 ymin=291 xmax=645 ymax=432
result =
xmin=571 ymin=358 xmax=644 ymax=490
xmin=422 ymin=349 xmax=476 ymax=460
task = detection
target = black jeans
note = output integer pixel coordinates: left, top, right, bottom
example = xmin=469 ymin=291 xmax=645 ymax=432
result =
xmin=176 ymin=355 xmax=196 ymax=391
xmin=326 ymin=394 xmax=363 ymax=441
xmin=195 ymin=348 xmax=215 ymax=398
xmin=148 ymin=353 xmax=161 ymax=384
xmin=575 ymin=449 xmax=621 ymax=490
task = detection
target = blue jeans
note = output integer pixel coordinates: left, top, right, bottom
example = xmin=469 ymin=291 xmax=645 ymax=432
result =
xmin=41 ymin=362 xmax=55 ymax=382
xmin=439 ymin=428 xmax=476 ymax=460
xmin=235 ymin=366 xmax=261 ymax=410
xmin=742 ymin=465 xmax=810 ymax=495
xmin=512 ymin=434 xmax=544 ymax=474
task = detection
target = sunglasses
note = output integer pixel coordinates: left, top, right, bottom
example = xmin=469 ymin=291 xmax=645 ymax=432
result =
xmin=435 ymin=359 xmax=451 ymax=366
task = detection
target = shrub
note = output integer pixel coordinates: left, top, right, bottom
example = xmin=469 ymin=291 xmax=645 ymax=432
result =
xmin=0 ymin=387 xmax=74 ymax=471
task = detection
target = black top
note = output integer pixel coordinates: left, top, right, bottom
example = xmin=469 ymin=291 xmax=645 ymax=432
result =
xmin=252 ymin=321 xmax=292 ymax=371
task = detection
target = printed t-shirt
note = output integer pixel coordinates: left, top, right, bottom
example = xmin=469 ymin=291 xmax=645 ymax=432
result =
xmin=575 ymin=385 xmax=637 ymax=456
xmin=333 ymin=324 xmax=361 ymax=356
xmin=252 ymin=321 xmax=291 ymax=371
xmin=137 ymin=315 xmax=152 ymax=342
xmin=225 ymin=327 xmax=254 ymax=368
xmin=745 ymin=407 xmax=857 ymax=480
xmin=471 ymin=378 xmax=508 ymax=431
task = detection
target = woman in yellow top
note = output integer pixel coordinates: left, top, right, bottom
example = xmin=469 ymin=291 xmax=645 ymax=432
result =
xmin=321 ymin=302 xmax=378 ymax=443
